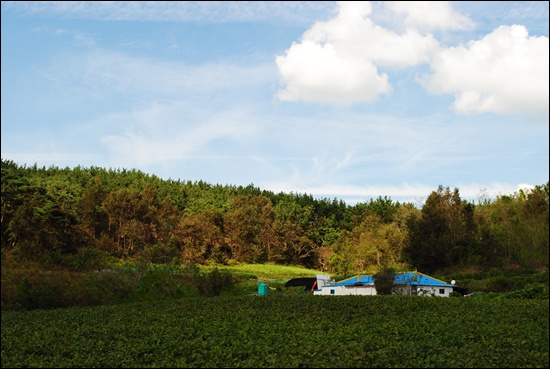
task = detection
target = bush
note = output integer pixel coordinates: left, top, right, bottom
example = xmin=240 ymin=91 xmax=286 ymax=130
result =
xmin=501 ymin=284 xmax=549 ymax=299
xmin=15 ymin=278 xmax=61 ymax=310
xmin=130 ymin=271 xmax=199 ymax=301
xmin=180 ymin=261 xmax=201 ymax=280
xmin=81 ymin=270 xmax=139 ymax=305
xmin=3 ymin=268 xmax=79 ymax=310
xmin=487 ymin=275 xmax=516 ymax=293
xmin=193 ymin=268 xmax=234 ymax=297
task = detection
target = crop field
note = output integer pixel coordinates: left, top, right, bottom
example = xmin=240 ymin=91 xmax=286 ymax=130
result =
xmin=1 ymin=294 xmax=548 ymax=368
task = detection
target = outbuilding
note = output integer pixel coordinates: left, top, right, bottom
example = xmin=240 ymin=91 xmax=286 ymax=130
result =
xmin=313 ymin=271 xmax=456 ymax=297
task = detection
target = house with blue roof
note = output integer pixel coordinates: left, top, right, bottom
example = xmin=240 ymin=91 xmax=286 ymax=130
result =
xmin=313 ymin=271 xmax=456 ymax=297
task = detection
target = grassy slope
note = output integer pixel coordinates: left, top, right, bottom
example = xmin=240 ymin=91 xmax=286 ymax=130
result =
xmin=206 ymin=263 xmax=324 ymax=295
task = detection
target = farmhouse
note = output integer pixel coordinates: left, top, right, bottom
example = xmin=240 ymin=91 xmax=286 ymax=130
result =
xmin=313 ymin=271 xmax=456 ymax=297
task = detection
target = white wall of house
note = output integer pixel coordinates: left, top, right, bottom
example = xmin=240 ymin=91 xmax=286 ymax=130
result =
xmin=314 ymin=284 xmax=454 ymax=297
xmin=314 ymin=285 xmax=377 ymax=296
xmin=393 ymin=285 xmax=454 ymax=297
xmin=416 ymin=286 xmax=453 ymax=297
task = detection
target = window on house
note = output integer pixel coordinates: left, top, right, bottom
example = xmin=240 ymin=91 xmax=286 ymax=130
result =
xmin=439 ymin=288 xmax=445 ymax=294
xmin=330 ymin=289 xmax=335 ymax=295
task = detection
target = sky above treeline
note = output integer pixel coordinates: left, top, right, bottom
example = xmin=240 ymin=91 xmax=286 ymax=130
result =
xmin=1 ymin=1 xmax=548 ymax=205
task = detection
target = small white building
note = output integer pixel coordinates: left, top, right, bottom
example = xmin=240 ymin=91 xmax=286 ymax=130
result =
xmin=313 ymin=272 xmax=456 ymax=297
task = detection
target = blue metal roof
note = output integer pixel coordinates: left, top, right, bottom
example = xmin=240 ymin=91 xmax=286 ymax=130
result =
xmin=330 ymin=272 xmax=454 ymax=287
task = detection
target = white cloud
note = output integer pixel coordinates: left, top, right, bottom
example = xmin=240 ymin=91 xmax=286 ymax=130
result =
xmin=420 ymin=25 xmax=549 ymax=117
xmin=275 ymin=40 xmax=391 ymax=105
xmin=385 ymin=1 xmax=475 ymax=31
xmin=263 ymin=181 xmax=432 ymax=202
xmin=456 ymin=182 xmax=520 ymax=200
xmin=516 ymin=183 xmax=535 ymax=194
xmin=262 ymin=181 xmax=520 ymax=205
xmin=276 ymin=1 xmax=548 ymax=118
xmin=276 ymin=1 xmax=442 ymax=105
xmin=302 ymin=2 xmax=440 ymax=68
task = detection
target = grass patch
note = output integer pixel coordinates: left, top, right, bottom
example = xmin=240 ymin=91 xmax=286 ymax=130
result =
xmin=211 ymin=262 xmax=322 ymax=279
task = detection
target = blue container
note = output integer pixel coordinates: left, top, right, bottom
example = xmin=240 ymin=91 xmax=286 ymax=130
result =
xmin=257 ymin=282 xmax=269 ymax=296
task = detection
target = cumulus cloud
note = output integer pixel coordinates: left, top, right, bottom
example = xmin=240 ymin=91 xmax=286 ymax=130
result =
xmin=276 ymin=1 xmax=548 ymax=118
xmin=302 ymin=3 xmax=439 ymax=68
xmin=420 ymin=25 xmax=549 ymax=117
xmin=385 ymin=1 xmax=475 ymax=31
xmin=276 ymin=1 xmax=442 ymax=105
xmin=275 ymin=40 xmax=391 ymax=105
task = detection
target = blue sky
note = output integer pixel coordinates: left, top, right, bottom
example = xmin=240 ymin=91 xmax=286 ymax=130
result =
xmin=2 ymin=1 xmax=548 ymax=205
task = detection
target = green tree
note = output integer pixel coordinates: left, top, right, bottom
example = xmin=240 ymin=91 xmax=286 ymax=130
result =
xmin=175 ymin=209 xmax=226 ymax=264
xmin=101 ymin=186 xmax=159 ymax=256
xmin=475 ymin=183 xmax=549 ymax=269
xmin=77 ymin=177 xmax=109 ymax=243
xmin=273 ymin=199 xmax=316 ymax=266
xmin=224 ymin=195 xmax=277 ymax=263
xmin=404 ymin=186 xmax=475 ymax=273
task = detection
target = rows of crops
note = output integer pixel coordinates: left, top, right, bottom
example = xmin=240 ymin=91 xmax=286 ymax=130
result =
xmin=2 ymin=294 xmax=548 ymax=368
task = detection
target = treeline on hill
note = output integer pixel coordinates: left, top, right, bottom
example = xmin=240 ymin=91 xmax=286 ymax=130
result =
xmin=1 ymin=158 xmax=548 ymax=276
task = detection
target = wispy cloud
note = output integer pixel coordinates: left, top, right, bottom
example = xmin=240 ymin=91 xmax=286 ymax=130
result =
xmin=98 ymin=101 xmax=260 ymax=167
xmin=30 ymin=26 xmax=97 ymax=47
xmin=456 ymin=1 xmax=549 ymax=35
xmin=24 ymin=48 xmax=274 ymax=169
xmin=262 ymin=181 xmax=521 ymax=205
xmin=1 ymin=1 xmax=335 ymax=25
xmin=41 ymin=50 xmax=275 ymax=100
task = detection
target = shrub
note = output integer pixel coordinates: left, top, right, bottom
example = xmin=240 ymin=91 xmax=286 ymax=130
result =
xmin=180 ymin=261 xmax=201 ymax=280
xmin=487 ymin=275 xmax=516 ymax=292
xmin=82 ymin=270 xmax=139 ymax=305
xmin=193 ymin=268 xmax=234 ymax=297
xmin=501 ymin=284 xmax=549 ymax=299
xmin=15 ymin=278 xmax=61 ymax=310
xmin=4 ymin=268 xmax=79 ymax=310
xmin=130 ymin=271 xmax=199 ymax=301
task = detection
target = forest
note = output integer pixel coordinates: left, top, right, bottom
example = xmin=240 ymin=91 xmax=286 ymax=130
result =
xmin=1 ymin=158 xmax=548 ymax=276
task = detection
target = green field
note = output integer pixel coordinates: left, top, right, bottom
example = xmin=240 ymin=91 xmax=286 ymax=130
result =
xmin=2 ymin=294 xmax=548 ymax=368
